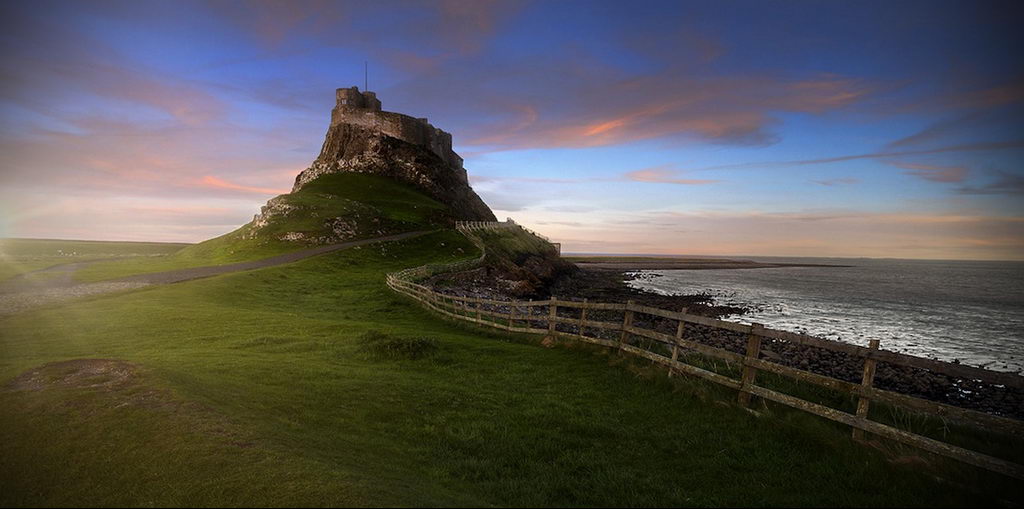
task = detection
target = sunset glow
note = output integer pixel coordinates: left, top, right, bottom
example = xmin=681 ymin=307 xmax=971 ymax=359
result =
xmin=1 ymin=0 xmax=1021 ymax=259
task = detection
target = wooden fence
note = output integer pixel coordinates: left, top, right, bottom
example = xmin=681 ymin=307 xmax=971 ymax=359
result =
xmin=386 ymin=230 xmax=1024 ymax=480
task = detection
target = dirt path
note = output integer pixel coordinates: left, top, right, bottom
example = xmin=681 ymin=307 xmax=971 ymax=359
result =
xmin=0 ymin=230 xmax=430 ymax=315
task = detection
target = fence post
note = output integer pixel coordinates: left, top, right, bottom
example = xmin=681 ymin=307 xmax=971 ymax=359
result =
xmin=548 ymin=297 xmax=557 ymax=335
xmin=853 ymin=339 xmax=881 ymax=441
xmin=669 ymin=307 xmax=688 ymax=378
xmin=619 ymin=300 xmax=634 ymax=352
xmin=579 ymin=298 xmax=588 ymax=337
xmin=476 ymin=300 xmax=482 ymax=321
xmin=508 ymin=302 xmax=515 ymax=330
xmin=737 ymin=323 xmax=764 ymax=407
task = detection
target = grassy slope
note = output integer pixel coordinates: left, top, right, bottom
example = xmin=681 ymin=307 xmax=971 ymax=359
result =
xmin=1 ymin=231 xmax=1017 ymax=507
xmin=74 ymin=173 xmax=449 ymax=283
xmin=474 ymin=227 xmax=558 ymax=262
xmin=0 ymin=239 xmax=189 ymax=282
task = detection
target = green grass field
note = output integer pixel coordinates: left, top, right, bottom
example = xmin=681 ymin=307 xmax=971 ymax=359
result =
xmin=1 ymin=232 xmax=1018 ymax=507
xmin=0 ymin=238 xmax=190 ymax=282
xmin=72 ymin=173 xmax=451 ymax=283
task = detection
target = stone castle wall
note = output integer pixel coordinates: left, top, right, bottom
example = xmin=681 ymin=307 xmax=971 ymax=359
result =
xmin=330 ymin=87 xmax=465 ymax=177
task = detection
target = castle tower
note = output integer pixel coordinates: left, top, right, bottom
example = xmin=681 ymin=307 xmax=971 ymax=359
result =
xmin=334 ymin=86 xmax=381 ymax=112
xmin=328 ymin=86 xmax=465 ymax=176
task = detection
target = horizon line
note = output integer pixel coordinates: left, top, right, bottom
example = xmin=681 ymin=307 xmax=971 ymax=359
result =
xmin=3 ymin=236 xmax=1022 ymax=263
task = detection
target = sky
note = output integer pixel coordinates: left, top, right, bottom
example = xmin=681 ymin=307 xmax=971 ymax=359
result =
xmin=1 ymin=0 xmax=1022 ymax=260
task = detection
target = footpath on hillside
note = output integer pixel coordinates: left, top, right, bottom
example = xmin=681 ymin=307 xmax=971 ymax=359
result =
xmin=0 ymin=230 xmax=430 ymax=315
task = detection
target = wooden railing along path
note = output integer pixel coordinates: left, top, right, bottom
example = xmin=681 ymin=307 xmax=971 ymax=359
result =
xmin=387 ymin=224 xmax=1024 ymax=480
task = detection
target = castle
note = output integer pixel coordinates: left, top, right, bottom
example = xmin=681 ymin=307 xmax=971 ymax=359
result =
xmin=331 ymin=86 xmax=465 ymax=177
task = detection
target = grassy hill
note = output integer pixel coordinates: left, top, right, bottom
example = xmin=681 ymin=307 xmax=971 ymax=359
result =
xmin=2 ymin=231 xmax=1018 ymax=506
xmin=2 ymin=173 xmax=1020 ymax=506
xmin=73 ymin=173 xmax=451 ymax=282
xmin=422 ymin=226 xmax=574 ymax=297
xmin=0 ymin=238 xmax=189 ymax=282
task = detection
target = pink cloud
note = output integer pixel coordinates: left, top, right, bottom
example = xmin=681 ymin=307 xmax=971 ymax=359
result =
xmin=458 ymin=72 xmax=870 ymax=150
xmin=198 ymin=176 xmax=290 ymax=195
xmin=889 ymin=162 xmax=968 ymax=183
xmin=624 ymin=166 xmax=718 ymax=185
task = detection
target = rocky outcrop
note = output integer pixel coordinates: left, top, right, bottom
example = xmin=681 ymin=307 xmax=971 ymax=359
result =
xmin=293 ymin=122 xmax=495 ymax=222
xmin=244 ymin=87 xmax=496 ymax=245
xmin=245 ymin=190 xmax=405 ymax=244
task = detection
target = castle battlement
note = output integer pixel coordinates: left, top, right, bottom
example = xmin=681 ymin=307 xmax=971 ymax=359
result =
xmin=330 ymin=86 xmax=464 ymax=172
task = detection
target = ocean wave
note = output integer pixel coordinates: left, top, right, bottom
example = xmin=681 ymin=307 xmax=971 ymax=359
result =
xmin=626 ymin=265 xmax=1024 ymax=373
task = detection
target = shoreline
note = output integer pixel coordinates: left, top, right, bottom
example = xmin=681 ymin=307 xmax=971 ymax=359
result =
xmin=429 ymin=266 xmax=1022 ymax=418
xmin=567 ymin=256 xmax=852 ymax=271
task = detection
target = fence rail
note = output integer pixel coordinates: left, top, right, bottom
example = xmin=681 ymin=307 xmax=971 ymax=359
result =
xmin=386 ymin=228 xmax=1024 ymax=480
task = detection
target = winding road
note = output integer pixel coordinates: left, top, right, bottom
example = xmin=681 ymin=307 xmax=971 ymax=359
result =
xmin=0 ymin=230 xmax=430 ymax=316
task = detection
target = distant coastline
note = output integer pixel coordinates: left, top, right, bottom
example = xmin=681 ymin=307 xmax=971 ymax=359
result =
xmin=566 ymin=255 xmax=852 ymax=271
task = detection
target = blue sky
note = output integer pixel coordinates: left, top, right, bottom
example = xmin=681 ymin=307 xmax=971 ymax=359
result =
xmin=1 ymin=0 xmax=1022 ymax=259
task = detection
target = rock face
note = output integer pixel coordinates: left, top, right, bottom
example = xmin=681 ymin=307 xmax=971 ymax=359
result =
xmin=292 ymin=86 xmax=495 ymax=222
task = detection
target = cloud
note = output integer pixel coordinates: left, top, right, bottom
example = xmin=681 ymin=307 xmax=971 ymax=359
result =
xmin=690 ymin=140 xmax=1024 ymax=172
xmin=886 ymin=111 xmax=990 ymax=149
xmin=187 ymin=2 xmax=875 ymax=153
xmin=0 ymin=12 xmax=229 ymax=128
xmin=624 ymin=165 xmax=718 ymax=185
xmin=523 ymin=209 xmax=1024 ymax=260
xmin=956 ymin=172 xmax=1024 ymax=195
xmin=813 ymin=178 xmax=859 ymax=186
xmin=469 ymin=174 xmax=585 ymax=184
xmin=620 ymin=25 xmax=725 ymax=65
xmin=198 ymin=176 xmax=290 ymax=195
xmin=886 ymin=107 xmax=1024 ymax=151
xmin=453 ymin=70 xmax=870 ymax=150
xmin=0 ymin=192 xmax=256 ymax=243
xmin=473 ymin=166 xmax=719 ymax=187
xmin=901 ymin=76 xmax=1024 ymax=114
xmin=541 ymin=204 xmax=598 ymax=213
xmin=888 ymin=162 xmax=968 ymax=183
xmin=434 ymin=0 xmax=523 ymax=55
xmin=215 ymin=0 xmax=522 ymax=60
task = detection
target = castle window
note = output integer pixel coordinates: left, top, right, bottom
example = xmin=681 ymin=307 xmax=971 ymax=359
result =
xmin=340 ymin=99 xmax=348 ymax=105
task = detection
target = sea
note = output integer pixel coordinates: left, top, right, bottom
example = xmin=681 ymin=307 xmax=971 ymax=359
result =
xmin=624 ymin=256 xmax=1024 ymax=373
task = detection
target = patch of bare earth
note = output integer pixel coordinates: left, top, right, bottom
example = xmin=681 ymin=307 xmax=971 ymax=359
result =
xmin=5 ymin=359 xmax=140 ymax=393
xmin=4 ymin=359 xmax=256 ymax=448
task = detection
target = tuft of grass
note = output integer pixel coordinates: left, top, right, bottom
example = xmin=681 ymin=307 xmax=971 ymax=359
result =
xmin=356 ymin=330 xmax=440 ymax=360
xmin=473 ymin=227 xmax=559 ymax=266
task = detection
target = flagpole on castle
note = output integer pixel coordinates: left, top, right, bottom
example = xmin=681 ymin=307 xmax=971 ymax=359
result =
xmin=364 ymin=61 xmax=368 ymax=91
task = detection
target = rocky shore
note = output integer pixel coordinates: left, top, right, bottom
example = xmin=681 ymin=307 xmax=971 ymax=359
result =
xmin=430 ymin=266 xmax=1023 ymax=420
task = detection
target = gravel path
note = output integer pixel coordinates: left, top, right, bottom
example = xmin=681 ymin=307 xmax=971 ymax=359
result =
xmin=0 ymin=230 xmax=429 ymax=315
